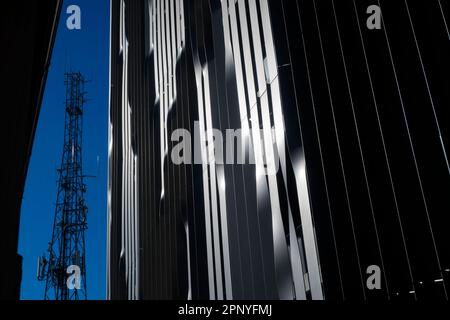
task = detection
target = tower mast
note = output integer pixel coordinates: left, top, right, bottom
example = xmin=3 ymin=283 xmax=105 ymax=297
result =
xmin=38 ymin=72 xmax=88 ymax=300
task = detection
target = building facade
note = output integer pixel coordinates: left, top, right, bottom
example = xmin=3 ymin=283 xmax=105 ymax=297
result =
xmin=1 ymin=1 xmax=62 ymax=300
xmin=108 ymin=0 xmax=450 ymax=300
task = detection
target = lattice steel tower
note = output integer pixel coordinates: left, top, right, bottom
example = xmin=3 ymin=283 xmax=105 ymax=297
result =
xmin=37 ymin=72 xmax=88 ymax=300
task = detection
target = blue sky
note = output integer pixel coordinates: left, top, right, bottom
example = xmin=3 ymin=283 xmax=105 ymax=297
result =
xmin=19 ymin=0 xmax=110 ymax=300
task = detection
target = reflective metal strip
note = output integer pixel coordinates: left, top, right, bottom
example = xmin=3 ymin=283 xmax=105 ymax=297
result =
xmin=134 ymin=154 xmax=139 ymax=299
xmin=158 ymin=0 xmax=165 ymax=200
xmin=203 ymin=67 xmax=224 ymax=300
xmin=153 ymin=0 xmax=160 ymax=103
xmin=288 ymin=211 xmax=307 ymax=299
xmin=258 ymin=0 xmax=277 ymax=82
xmin=227 ymin=1 xmax=251 ymax=139
xmin=185 ymin=221 xmax=192 ymax=300
xmin=176 ymin=0 xmax=181 ymax=56
xmin=149 ymin=0 xmax=154 ymax=53
xmin=194 ymin=56 xmax=216 ymax=299
xmin=170 ymin=0 xmax=177 ymax=102
xmin=295 ymin=159 xmax=323 ymax=299
xmin=180 ymin=0 xmax=185 ymax=52
xmin=107 ymin=0 xmax=113 ymax=300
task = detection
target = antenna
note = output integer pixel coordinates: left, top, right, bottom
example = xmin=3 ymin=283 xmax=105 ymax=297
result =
xmin=37 ymin=72 xmax=89 ymax=300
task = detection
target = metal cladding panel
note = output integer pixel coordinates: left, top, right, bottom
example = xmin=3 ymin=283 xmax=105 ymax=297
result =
xmin=108 ymin=0 xmax=450 ymax=301
xmin=269 ymin=0 xmax=450 ymax=300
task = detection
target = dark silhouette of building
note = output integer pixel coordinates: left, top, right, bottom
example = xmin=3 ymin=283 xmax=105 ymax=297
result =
xmin=0 ymin=1 xmax=62 ymax=300
xmin=108 ymin=0 xmax=450 ymax=300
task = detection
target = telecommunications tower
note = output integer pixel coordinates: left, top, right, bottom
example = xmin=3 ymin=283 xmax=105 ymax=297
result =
xmin=37 ymin=72 xmax=88 ymax=300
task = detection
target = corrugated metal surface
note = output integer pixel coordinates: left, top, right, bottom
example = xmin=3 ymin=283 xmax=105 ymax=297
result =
xmin=108 ymin=0 xmax=450 ymax=301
